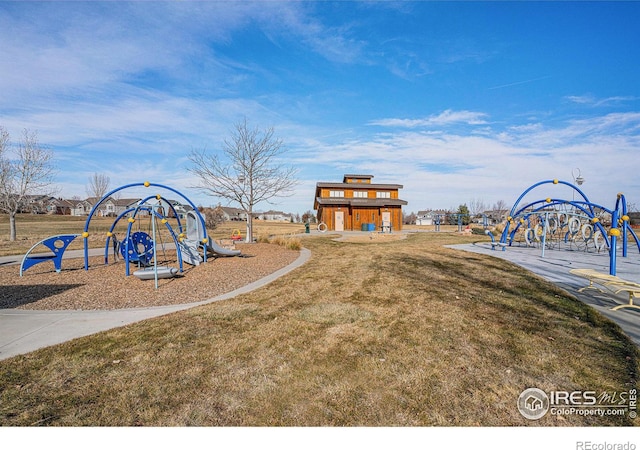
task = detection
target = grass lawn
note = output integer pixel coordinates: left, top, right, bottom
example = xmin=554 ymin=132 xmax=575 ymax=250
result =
xmin=0 ymin=213 xmax=305 ymax=256
xmin=0 ymin=228 xmax=638 ymax=426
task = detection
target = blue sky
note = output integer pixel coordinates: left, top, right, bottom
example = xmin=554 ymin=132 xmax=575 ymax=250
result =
xmin=1 ymin=1 xmax=639 ymax=215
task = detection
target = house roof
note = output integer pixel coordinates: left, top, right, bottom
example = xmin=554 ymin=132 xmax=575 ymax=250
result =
xmin=114 ymin=198 xmax=141 ymax=206
xmin=55 ymin=199 xmax=76 ymax=208
xmin=261 ymin=210 xmax=289 ymax=215
xmin=218 ymin=206 xmax=244 ymax=215
xmin=315 ymin=182 xmax=404 ymax=190
xmin=343 ymin=174 xmax=374 ymax=182
xmin=417 ymin=209 xmax=449 ymax=216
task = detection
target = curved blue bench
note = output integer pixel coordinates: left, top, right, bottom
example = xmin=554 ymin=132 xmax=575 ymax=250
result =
xmin=485 ymin=229 xmax=507 ymax=251
xmin=20 ymin=234 xmax=79 ymax=276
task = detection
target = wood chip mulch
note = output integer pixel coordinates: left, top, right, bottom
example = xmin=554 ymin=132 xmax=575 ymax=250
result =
xmin=0 ymin=244 xmax=299 ymax=311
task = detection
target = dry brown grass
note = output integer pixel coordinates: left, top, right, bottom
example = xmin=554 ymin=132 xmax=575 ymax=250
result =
xmin=0 ymin=231 xmax=638 ymax=426
xmin=0 ymin=214 xmax=304 ymax=256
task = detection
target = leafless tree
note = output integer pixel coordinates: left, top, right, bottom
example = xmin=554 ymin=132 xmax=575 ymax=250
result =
xmin=0 ymin=127 xmax=57 ymax=240
xmin=188 ymin=118 xmax=297 ymax=242
xmin=86 ymin=172 xmax=111 ymax=199
xmin=301 ymin=210 xmax=316 ymax=223
xmin=468 ymin=197 xmax=487 ymax=216
xmin=493 ymin=199 xmax=509 ymax=213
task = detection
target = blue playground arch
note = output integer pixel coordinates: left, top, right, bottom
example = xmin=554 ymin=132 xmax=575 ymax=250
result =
xmin=498 ymin=179 xmax=639 ymax=276
xmin=82 ymin=181 xmax=209 ymax=272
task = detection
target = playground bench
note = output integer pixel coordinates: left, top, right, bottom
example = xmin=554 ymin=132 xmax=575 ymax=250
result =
xmin=20 ymin=234 xmax=79 ymax=276
xmin=569 ymin=268 xmax=640 ymax=312
xmin=485 ymin=230 xmax=507 ymax=251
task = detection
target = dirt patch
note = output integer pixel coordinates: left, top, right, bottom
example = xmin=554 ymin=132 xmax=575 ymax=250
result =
xmin=0 ymin=243 xmax=299 ymax=311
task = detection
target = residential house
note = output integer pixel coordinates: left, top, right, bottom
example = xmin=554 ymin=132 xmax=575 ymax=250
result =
xmin=313 ymin=174 xmax=407 ymax=231
xmin=113 ymin=198 xmax=143 ymax=216
xmin=20 ymin=194 xmax=53 ymax=214
xmin=415 ymin=210 xmax=449 ymax=226
xmin=217 ymin=206 xmax=247 ymax=222
xmin=257 ymin=210 xmax=293 ymax=222
xmin=71 ymin=199 xmax=93 ymax=216
xmin=483 ymin=209 xmax=509 ymax=225
xmin=46 ymin=198 xmax=75 ymax=215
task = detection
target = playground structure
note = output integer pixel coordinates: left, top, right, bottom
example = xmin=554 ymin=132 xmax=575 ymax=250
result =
xmin=20 ymin=182 xmax=241 ymax=286
xmin=496 ymin=179 xmax=640 ymax=276
xmin=432 ymin=213 xmax=490 ymax=232
xmin=19 ymin=234 xmax=79 ymax=277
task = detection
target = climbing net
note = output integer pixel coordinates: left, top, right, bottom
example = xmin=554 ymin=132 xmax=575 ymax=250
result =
xmin=498 ymin=179 xmax=639 ymax=275
xmin=509 ymin=204 xmax=609 ymax=253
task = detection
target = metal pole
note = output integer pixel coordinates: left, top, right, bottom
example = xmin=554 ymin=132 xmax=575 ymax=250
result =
xmin=541 ymin=213 xmax=548 ymax=258
xmin=610 ymin=209 xmax=618 ymax=276
xmin=152 ymin=204 xmax=158 ymax=289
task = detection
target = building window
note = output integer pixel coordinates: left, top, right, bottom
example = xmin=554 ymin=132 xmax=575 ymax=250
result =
xmin=329 ymin=190 xmax=344 ymax=198
xmin=353 ymin=191 xmax=368 ymax=198
xmin=376 ymin=191 xmax=391 ymax=198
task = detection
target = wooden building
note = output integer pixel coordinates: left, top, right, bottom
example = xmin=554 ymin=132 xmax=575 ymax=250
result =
xmin=313 ymin=174 xmax=408 ymax=231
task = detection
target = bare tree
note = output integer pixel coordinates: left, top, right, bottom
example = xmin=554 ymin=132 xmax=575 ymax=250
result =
xmin=188 ymin=118 xmax=297 ymax=243
xmin=468 ymin=197 xmax=487 ymax=216
xmin=0 ymin=127 xmax=57 ymax=241
xmin=493 ymin=199 xmax=509 ymax=212
xmin=86 ymin=172 xmax=111 ymax=199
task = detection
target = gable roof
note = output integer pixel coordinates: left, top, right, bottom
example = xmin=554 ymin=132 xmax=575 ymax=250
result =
xmin=315 ymin=181 xmax=404 ymax=190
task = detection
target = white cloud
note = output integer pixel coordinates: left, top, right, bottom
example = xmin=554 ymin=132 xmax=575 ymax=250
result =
xmin=293 ymin=111 xmax=640 ymax=212
xmin=369 ymin=110 xmax=489 ymax=128
xmin=565 ymin=95 xmax=638 ymax=107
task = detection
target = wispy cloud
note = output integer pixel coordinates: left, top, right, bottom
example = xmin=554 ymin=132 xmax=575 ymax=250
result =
xmin=369 ymin=110 xmax=489 ymax=128
xmin=292 ymin=110 xmax=640 ymax=211
xmin=488 ymin=75 xmax=552 ymax=90
xmin=565 ymin=95 xmax=638 ymax=107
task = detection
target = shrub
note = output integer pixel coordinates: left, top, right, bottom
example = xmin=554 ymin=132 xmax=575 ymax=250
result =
xmin=256 ymin=234 xmax=271 ymax=243
xmin=269 ymin=235 xmax=302 ymax=250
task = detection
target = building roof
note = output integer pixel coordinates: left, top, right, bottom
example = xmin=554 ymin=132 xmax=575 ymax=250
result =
xmin=343 ymin=174 xmax=374 ymax=182
xmin=315 ymin=182 xmax=404 ymax=190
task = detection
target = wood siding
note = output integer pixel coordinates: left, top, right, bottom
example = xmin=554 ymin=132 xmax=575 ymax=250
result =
xmin=319 ymin=188 xmax=399 ymax=199
xmin=315 ymin=174 xmax=406 ymax=231
xmin=319 ymin=205 xmax=403 ymax=231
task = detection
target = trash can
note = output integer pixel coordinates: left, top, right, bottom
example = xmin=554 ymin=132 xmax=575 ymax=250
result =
xmin=361 ymin=223 xmax=369 ymax=231
xmin=367 ymin=223 xmax=376 ymax=232
xmin=305 ymin=222 xmax=310 ymax=234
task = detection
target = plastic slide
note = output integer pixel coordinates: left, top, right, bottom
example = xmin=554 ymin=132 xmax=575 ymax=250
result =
xmin=205 ymin=239 xmax=241 ymax=257
xmin=179 ymin=239 xmax=202 ymax=266
xmin=180 ymin=210 xmax=241 ymax=263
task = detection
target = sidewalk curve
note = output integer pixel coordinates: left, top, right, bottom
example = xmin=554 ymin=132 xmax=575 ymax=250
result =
xmin=0 ymin=248 xmax=311 ymax=361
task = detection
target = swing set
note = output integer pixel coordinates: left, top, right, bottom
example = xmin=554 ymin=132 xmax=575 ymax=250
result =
xmin=105 ymin=195 xmax=182 ymax=286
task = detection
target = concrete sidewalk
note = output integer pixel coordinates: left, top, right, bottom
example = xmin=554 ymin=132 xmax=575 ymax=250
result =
xmin=449 ymin=242 xmax=640 ymax=346
xmin=0 ymin=248 xmax=311 ymax=361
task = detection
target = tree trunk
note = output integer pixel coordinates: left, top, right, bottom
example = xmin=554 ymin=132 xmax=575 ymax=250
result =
xmin=9 ymin=212 xmax=17 ymax=241
xmin=245 ymin=210 xmax=253 ymax=243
